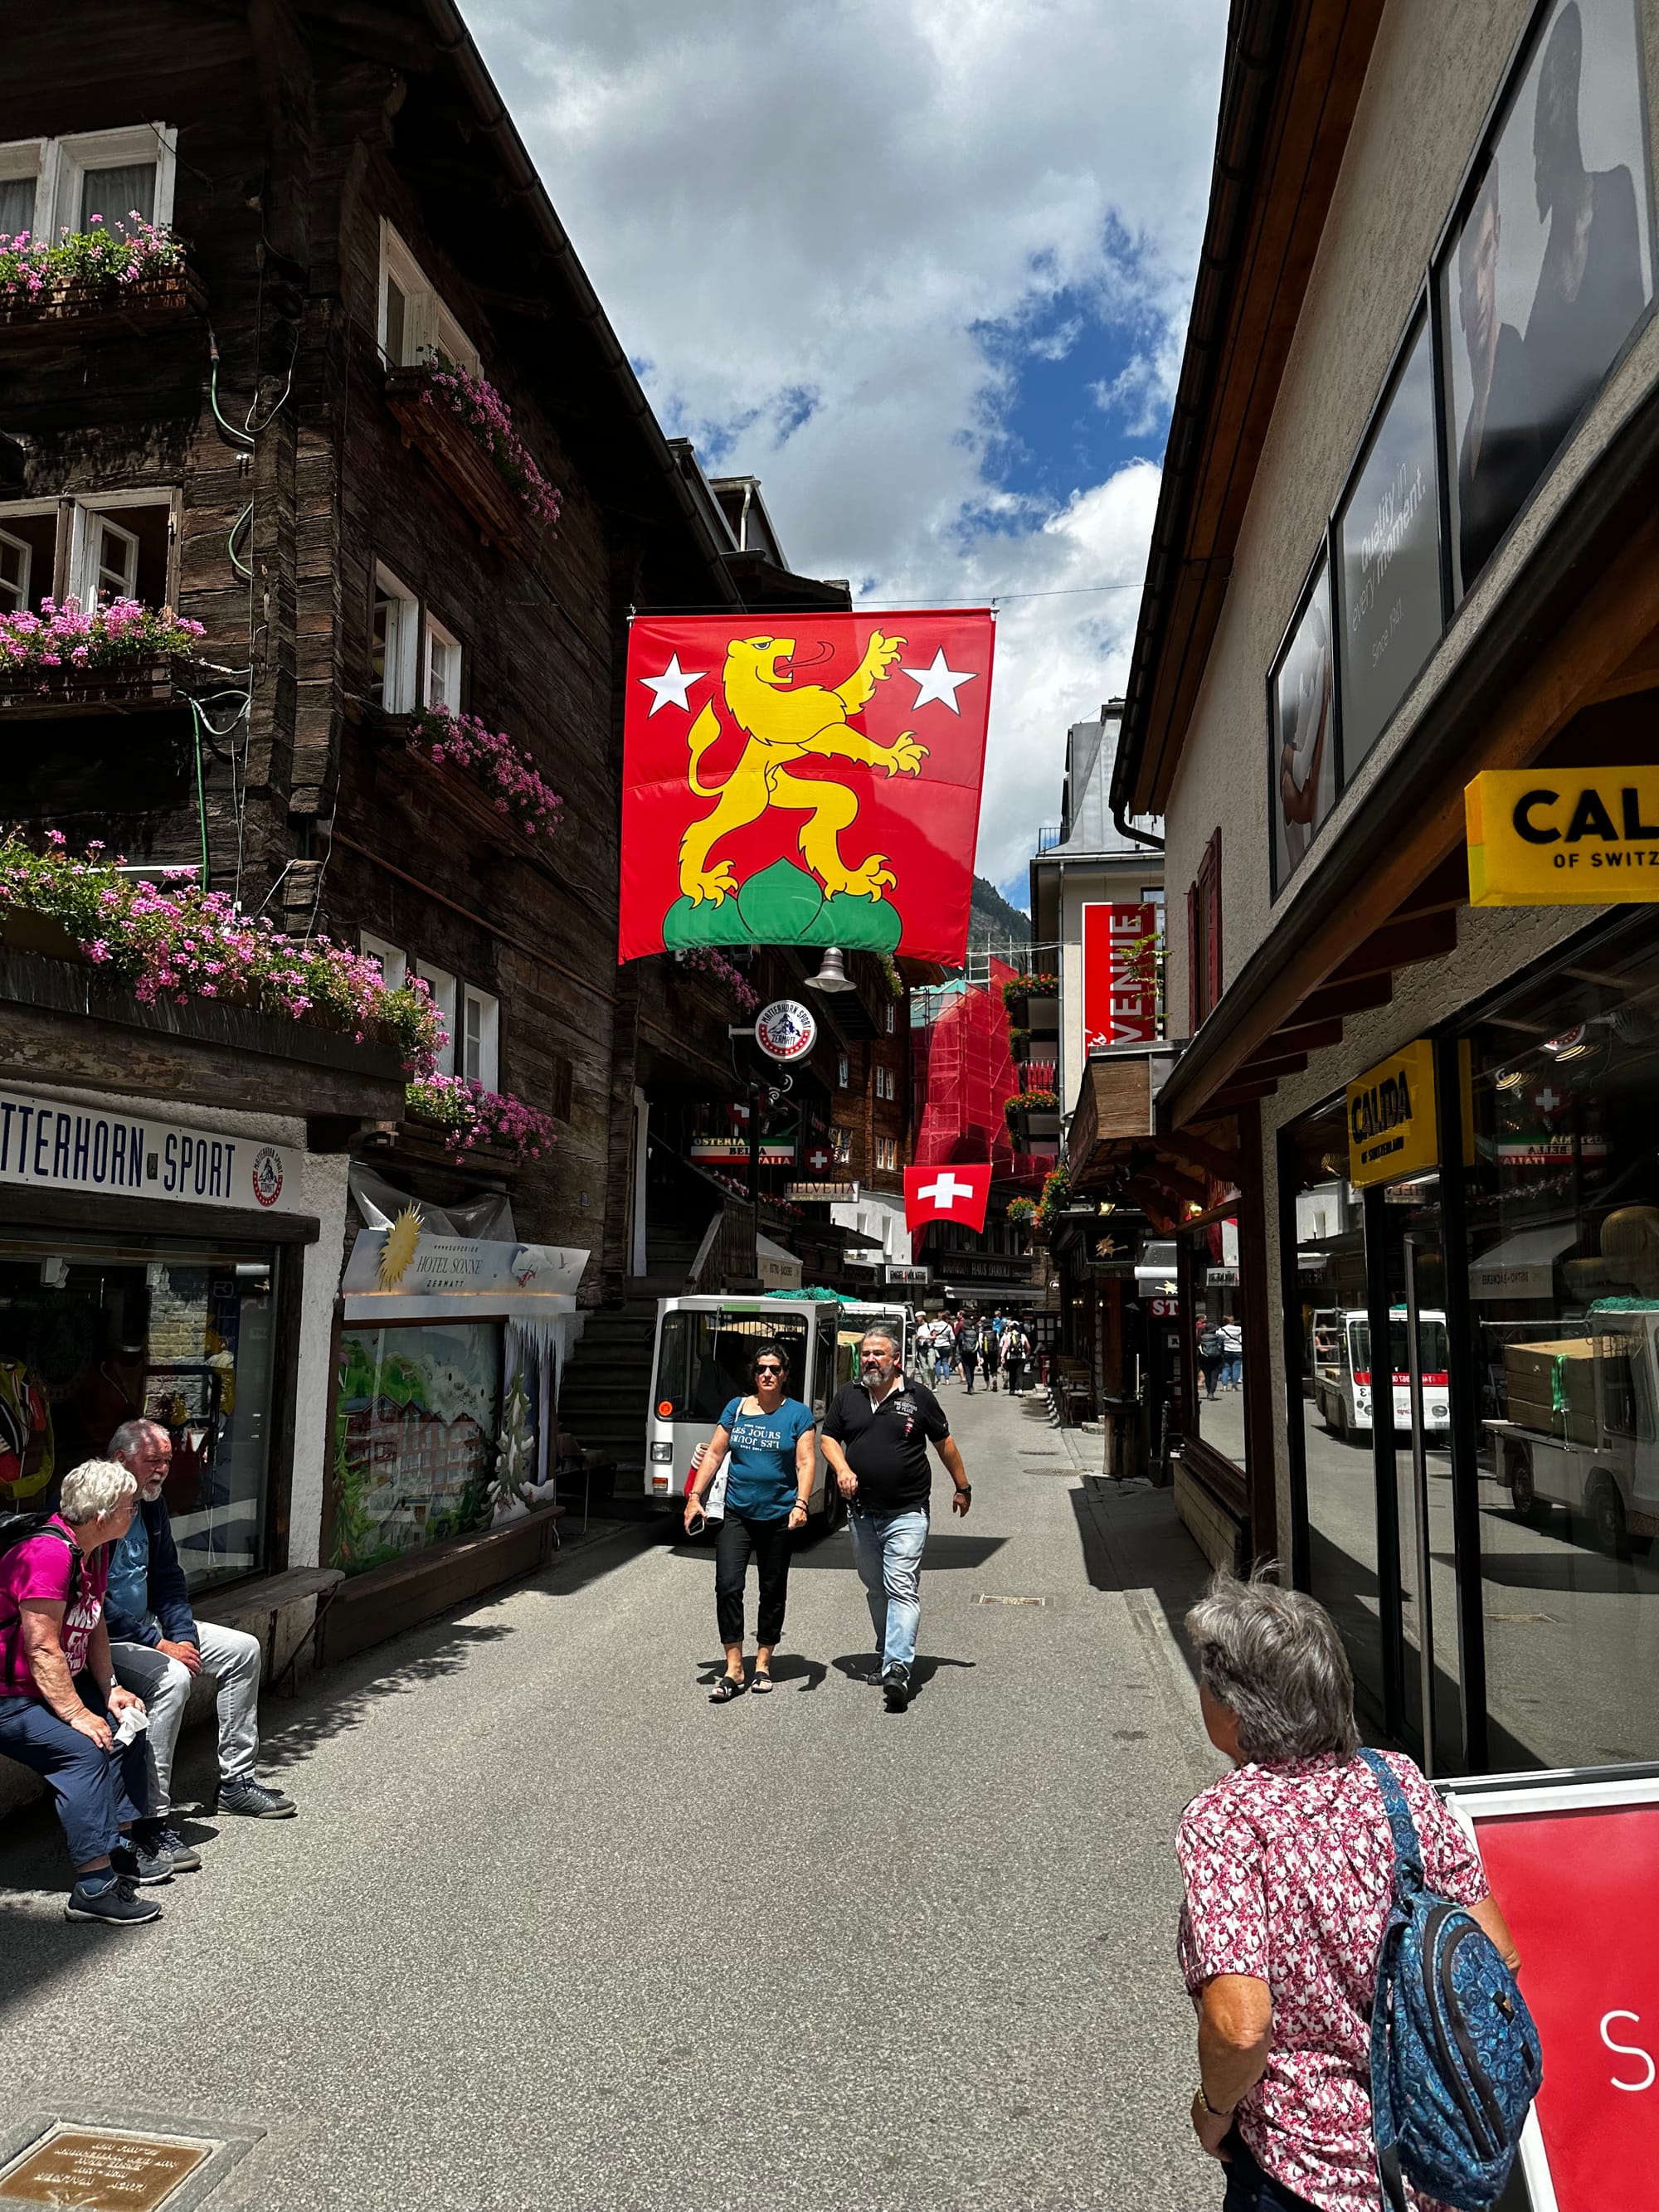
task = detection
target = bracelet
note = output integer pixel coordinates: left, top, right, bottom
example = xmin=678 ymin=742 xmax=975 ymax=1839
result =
xmin=956 ymin=1482 xmax=972 ymax=1497
xmin=1197 ymin=2083 xmax=1235 ymax=2119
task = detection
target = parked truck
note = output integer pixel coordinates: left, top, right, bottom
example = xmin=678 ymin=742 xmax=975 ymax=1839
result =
xmin=1487 ymin=1309 xmax=1659 ymax=1556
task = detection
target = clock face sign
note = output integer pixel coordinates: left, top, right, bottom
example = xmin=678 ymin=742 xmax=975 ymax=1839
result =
xmin=755 ymin=999 xmax=818 ymax=1063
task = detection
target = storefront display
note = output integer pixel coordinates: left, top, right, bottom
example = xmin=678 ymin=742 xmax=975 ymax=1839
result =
xmin=0 ymin=1227 xmax=278 ymax=1592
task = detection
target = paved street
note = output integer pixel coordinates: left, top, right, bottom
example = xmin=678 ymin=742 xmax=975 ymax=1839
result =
xmin=0 ymin=1383 xmax=1224 ymax=2212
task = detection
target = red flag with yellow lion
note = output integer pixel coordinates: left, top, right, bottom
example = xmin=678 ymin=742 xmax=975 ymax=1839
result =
xmin=619 ymin=610 xmax=995 ymax=965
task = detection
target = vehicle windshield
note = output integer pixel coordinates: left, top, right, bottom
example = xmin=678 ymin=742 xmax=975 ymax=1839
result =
xmin=1348 ymin=1317 xmax=1451 ymax=1375
xmin=654 ymin=1308 xmax=812 ymax=1424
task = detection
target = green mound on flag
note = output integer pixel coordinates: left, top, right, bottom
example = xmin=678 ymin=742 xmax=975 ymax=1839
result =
xmin=662 ymin=858 xmax=902 ymax=953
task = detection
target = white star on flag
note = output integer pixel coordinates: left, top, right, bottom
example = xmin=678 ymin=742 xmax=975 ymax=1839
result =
xmin=901 ymin=649 xmax=976 ymax=714
xmin=639 ymin=654 xmax=706 ymax=716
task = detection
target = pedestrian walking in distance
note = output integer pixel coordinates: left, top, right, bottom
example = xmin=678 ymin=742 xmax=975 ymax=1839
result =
xmin=1176 ymin=1569 xmax=1521 ymax=2210
xmin=821 ymin=1325 xmax=971 ymax=1713
xmin=955 ymin=1313 xmax=980 ymax=1393
xmin=684 ymin=1343 xmax=815 ymax=1702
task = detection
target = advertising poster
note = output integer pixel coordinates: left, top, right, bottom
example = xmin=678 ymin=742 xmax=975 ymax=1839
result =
xmin=1269 ymin=556 xmax=1337 ymax=891
xmin=333 ymin=1320 xmax=503 ymax=1573
xmin=619 ymin=610 xmax=995 ymax=965
xmin=1442 ymin=0 xmax=1653 ymax=601
xmin=1082 ymin=902 xmax=1159 ymax=1047
xmin=1336 ymin=315 xmax=1444 ymax=771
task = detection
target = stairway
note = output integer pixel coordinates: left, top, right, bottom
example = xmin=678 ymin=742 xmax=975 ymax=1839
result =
xmin=555 ymin=1213 xmax=713 ymax=1477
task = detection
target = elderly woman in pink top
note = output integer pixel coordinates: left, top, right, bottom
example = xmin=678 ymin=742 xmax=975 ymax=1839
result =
xmin=1176 ymin=1573 xmax=1521 ymax=2210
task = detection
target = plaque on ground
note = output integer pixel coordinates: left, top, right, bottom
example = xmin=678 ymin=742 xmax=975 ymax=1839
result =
xmin=0 ymin=2127 xmax=215 ymax=2210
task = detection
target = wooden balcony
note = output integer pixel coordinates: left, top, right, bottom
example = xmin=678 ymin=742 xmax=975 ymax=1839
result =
xmin=0 ymin=264 xmax=207 ymax=348
xmin=383 ymin=367 xmax=546 ymax=563
xmin=0 ymin=660 xmax=183 ymax=717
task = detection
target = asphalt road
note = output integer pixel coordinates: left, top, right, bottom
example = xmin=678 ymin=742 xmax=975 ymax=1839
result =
xmin=0 ymin=1380 xmax=1225 ymax=2212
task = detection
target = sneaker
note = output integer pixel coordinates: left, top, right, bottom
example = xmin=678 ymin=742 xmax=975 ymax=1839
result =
xmin=157 ymin=1827 xmax=202 ymax=1873
xmin=66 ymin=1874 xmax=163 ymax=1925
xmin=218 ymin=1775 xmax=296 ymax=1819
xmin=882 ymin=1663 xmax=911 ymax=1713
xmin=111 ymin=1838 xmax=174 ymax=1887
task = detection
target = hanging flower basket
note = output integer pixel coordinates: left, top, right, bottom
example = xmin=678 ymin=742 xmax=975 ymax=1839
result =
xmin=0 ymin=219 xmax=204 ymax=343
xmin=403 ymin=1075 xmax=558 ymax=1165
xmin=384 ymin=357 xmax=561 ymax=562
xmin=406 ymin=707 xmax=562 ymax=843
xmin=0 ymin=599 xmax=202 ymax=713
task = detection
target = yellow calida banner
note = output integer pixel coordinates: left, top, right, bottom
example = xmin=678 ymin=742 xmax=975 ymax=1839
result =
xmin=1466 ymin=768 xmax=1659 ymax=905
xmin=1347 ymin=1038 xmax=1438 ymax=1189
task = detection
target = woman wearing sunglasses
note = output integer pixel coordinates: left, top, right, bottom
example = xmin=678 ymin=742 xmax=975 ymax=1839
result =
xmin=684 ymin=1341 xmax=816 ymax=1702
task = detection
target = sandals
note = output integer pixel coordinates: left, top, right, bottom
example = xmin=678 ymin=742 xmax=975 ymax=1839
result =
xmin=751 ymin=1671 xmax=774 ymax=1694
xmin=708 ymin=1674 xmax=747 ymax=1704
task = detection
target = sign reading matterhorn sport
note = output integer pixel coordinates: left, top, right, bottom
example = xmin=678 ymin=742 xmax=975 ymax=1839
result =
xmin=620 ymin=610 xmax=995 ymax=965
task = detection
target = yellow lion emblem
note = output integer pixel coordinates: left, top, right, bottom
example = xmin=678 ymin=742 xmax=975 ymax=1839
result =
xmin=678 ymin=631 xmax=927 ymax=907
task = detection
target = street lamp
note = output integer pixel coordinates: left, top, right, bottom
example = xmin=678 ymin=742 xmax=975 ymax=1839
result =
xmin=805 ymin=945 xmax=856 ymax=994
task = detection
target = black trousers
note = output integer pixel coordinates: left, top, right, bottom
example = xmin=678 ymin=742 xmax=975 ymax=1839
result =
xmin=714 ymin=1510 xmax=794 ymax=1647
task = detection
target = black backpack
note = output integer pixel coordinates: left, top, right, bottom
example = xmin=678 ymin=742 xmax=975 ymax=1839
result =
xmin=0 ymin=1510 xmax=81 ymax=1607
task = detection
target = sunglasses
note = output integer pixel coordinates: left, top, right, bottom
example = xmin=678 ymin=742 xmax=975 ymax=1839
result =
xmin=755 ymin=1364 xmax=785 ymax=1375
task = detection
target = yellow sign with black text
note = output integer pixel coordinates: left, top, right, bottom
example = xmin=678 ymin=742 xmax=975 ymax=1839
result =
xmin=1347 ymin=1039 xmax=1438 ymax=1189
xmin=1466 ymin=768 xmax=1659 ymax=905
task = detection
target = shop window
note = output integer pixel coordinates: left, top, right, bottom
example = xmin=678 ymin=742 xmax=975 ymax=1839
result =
xmin=461 ymin=985 xmax=499 ymax=1091
xmin=0 ymin=1229 xmax=278 ymax=1593
xmin=423 ymin=611 xmax=462 ymax=712
xmin=360 ymin=932 xmax=406 ymax=990
xmin=370 ymin=565 xmax=418 ymax=712
xmin=1185 ymin=1211 xmax=1246 ymax=1473
xmin=1186 ymin=827 xmax=1223 ymax=1032
xmin=1460 ymin=918 xmax=1659 ymax=1772
xmin=333 ymin=1320 xmax=503 ymax=1573
xmin=377 ymin=220 xmax=479 ymax=373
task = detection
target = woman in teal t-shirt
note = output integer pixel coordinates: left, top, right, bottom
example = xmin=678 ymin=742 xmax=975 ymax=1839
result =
xmin=684 ymin=1342 xmax=816 ymax=1702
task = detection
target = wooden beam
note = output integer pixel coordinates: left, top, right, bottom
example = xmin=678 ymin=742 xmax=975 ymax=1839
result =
xmin=1295 ymin=974 xmax=1394 ymax=1026
xmin=1234 ymin=1050 xmax=1308 ymax=1082
xmin=1326 ymin=911 xmax=1457 ymax=984
xmin=1206 ymin=1078 xmax=1279 ymax=1109
xmin=1384 ymin=854 xmax=1469 ymax=922
xmin=1165 ymin=1133 xmax=1243 ymax=1184
xmin=1264 ymin=1016 xmax=1345 ymax=1054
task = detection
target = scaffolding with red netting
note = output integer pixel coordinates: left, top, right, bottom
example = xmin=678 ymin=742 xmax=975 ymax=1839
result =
xmin=908 ymin=958 xmax=1048 ymax=1259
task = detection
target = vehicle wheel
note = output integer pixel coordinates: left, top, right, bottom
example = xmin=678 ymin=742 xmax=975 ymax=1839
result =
xmin=1587 ymin=1473 xmax=1632 ymax=1560
xmin=1331 ymin=1396 xmax=1349 ymax=1443
xmin=1509 ymin=1449 xmax=1537 ymax=1524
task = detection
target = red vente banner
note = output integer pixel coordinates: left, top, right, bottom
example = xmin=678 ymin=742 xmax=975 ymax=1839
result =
xmin=1082 ymin=902 xmax=1159 ymax=1049
xmin=620 ymin=610 xmax=995 ymax=965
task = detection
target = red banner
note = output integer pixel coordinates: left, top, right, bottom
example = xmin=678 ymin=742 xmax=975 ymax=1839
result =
xmin=1082 ymin=901 xmax=1159 ymax=1049
xmin=904 ymin=1162 xmax=991 ymax=1234
xmin=620 ymin=610 xmax=995 ymax=965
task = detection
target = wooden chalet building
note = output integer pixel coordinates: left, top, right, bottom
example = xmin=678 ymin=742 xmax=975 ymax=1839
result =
xmin=0 ymin=0 xmax=860 ymax=1659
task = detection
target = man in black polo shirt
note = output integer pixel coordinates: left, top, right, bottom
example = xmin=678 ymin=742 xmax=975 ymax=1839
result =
xmin=821 ymin=1325 xmax=971 ymax=1712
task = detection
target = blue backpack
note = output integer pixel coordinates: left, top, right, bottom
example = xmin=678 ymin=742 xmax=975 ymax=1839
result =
xmin=1359 ymin=1750 xmax=1542 ymax=2211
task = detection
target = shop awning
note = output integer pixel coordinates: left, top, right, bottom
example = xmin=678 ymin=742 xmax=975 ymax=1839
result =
xmin=1067 ymin=1044 xmax=1243 ymax=1231
xmin=1468 ymin=1223 xmax=1578 ymax=1302
xmin=757 ymin=1233 xmax=803 ymax=1291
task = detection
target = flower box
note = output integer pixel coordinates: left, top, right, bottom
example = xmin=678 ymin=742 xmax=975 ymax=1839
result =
xmin=0 ymin=265 xmax=206 ymax=346
xmin=0 ymin=660 xmax=180 ymax=716
xmin=384 ymin=367 xmax=548 ymax=563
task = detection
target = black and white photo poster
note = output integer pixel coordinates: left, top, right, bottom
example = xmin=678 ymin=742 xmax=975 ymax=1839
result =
xmin=1270 ymin=556 xmax=1336 ymax=891
xmin=1442 ymin=0 xmax=1653 ymax=600
xmin=1336 ymin=317 xmax=1443 ymax=771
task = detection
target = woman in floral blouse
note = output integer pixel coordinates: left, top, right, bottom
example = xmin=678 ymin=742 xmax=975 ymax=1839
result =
xmin=1175 ymin=1572 xmax=1521 ymax=2211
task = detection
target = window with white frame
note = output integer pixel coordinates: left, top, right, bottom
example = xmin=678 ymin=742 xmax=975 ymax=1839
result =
xmin=0 ymin=129 xmax=176 ymax=245
xmin=460 ymin=985 xmax=499 ymax=1091
xmin=377 ymin=221 xmax=479 ymax=374
xmin=359 ymin=933 xmax=407 ymax=990
xmin=67 ymin=493 xmax=173 ymax=609
xmin=412 ymin=960 xmax=457 ymax=1071
xmin=836 ymin=1054 xmax=849 ymax=1089
xmin=884 ymin=1004 xmax=896 ymax=1034
xmin=370 ymin=565 xmax=418 ymax=713
xmin=0 ymin=141 xmax=45 ymax=243
xmin=423 ymin=611 xmax=462 ymax=712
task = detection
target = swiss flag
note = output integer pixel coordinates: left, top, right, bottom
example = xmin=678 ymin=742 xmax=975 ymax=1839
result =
xmin=904 ymin=1163 xmax=991 ymax=1234
xmin=804 ymin=1145 xmax=834 ymax=1174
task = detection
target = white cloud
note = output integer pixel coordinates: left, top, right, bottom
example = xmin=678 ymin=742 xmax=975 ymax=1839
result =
xmin=467 ymin=0 xmax=1224 ymax=879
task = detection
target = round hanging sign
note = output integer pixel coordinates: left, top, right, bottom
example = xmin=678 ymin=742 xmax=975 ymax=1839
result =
xmin=754 ymin=999 xmax=818 ymax=1062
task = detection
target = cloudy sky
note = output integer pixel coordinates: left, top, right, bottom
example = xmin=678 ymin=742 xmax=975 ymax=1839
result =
xmin=469 ymin=0 xmax=1227 ymax=912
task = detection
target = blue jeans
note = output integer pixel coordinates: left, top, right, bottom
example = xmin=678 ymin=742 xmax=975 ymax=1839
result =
xmin=0 ymin=1675 xmax=151 ymax=1869
xmin=1220 ymin=2136 xmax=1317 ymax=2211
xmin=849 ymin=1506 xmax=929 ymax=1670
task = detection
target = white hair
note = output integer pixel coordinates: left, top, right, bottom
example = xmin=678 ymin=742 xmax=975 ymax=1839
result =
xmin=58 ymin=1458 xmax=139 ymax=1526
xmin=107 ymin=1417 xmax=166 ymax=1462
xmin=1185 ymin=1565 xmax=1360 ymax=1764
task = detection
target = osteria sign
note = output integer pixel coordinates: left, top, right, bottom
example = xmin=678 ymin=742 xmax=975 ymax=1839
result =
xmin=1466 ymin=768 xmax=1659 ymax=905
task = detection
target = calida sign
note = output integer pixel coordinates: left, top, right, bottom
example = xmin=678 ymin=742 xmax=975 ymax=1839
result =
xmin=1347 ymin=1038 xmax=1438 ymax=1189
xmin=1466 ymin=768 xmax=1659 ymax=906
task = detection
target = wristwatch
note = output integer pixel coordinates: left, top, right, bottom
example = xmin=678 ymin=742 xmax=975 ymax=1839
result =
xmin=956 ymin=1481 xmax=972 ymax=1498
